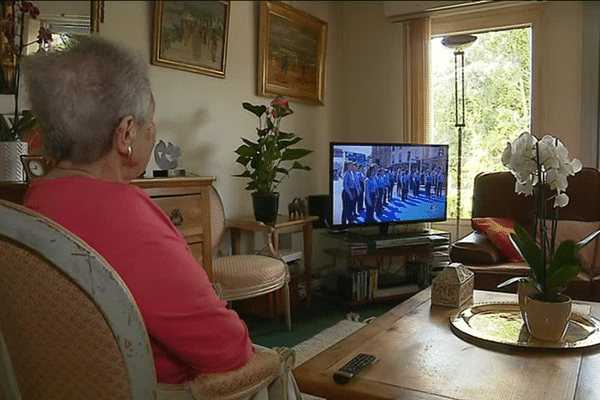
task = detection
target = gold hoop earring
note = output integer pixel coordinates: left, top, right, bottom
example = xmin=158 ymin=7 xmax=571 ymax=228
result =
xmin=127 ymin=146 xmax=132 ymax=158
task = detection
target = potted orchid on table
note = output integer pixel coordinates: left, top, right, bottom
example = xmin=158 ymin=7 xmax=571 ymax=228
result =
xmin=499 ymin=132 xmax=600 ymax=341
xmin=234 ymin=96 xmax=312 ymax=223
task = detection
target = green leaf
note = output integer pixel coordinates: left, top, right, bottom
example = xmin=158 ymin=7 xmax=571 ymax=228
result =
xmin=235 ymin=145 xmax=258 ymax=158
xmin=277 ymin=131 xmax=295 ymax=140
xmin=548 ymin=239 xmax=578 ymax=277
xmin=578 ymin=229 xmax=600 ymax=249
xmin=281 ymin=148 xmax=312 ymax=161
xmin=291 ymin=161 xmax=311 ymax=170
xmin=510 ymin=225 xmax=542 ymax=283
xmin=242 ymin=103 xmax=266 ymax=118
xmin=547 ymin=263 xmax=581 ymax=291
xmin=278 ymin=137 xmax=301 ymax=149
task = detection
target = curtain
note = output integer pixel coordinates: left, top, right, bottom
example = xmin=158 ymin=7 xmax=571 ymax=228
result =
xmin=404 ymin=17 xmax=431 ymax=145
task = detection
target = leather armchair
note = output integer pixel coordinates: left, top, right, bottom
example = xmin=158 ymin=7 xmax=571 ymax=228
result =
xmin=450 ymin=168 xmax=600 ymax=301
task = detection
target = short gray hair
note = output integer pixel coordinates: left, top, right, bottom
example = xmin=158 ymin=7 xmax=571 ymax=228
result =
xmin=22 ymin=35 xmax=153 ymax=164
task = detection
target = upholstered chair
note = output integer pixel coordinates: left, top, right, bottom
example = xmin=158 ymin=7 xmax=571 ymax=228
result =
xmin=0 ymin=200 xmax=294 ymax=400
xmin=209 ymin=187 xmax=292 ymax=331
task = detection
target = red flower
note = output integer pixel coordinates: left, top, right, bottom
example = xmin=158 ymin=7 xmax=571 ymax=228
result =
xmin=271 ymin=96 xmax=289 ymax=109
xmin=37 ymin=26 xmax=52 ymax=44
xmin=270 ymin=96 xmax=293 ymax=118
xmin=19 ymin=1 xmax=31 ymax=13
xmin=28 ymin=5 xmax=39 ymax=18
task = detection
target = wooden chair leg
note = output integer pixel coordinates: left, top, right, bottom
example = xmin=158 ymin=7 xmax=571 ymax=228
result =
xmin=283 ymin=282 xmax=292 ymax=331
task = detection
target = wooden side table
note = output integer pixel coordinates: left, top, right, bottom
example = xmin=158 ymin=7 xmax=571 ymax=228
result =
xmin=230 ymin=215 xmax=319 ymax=306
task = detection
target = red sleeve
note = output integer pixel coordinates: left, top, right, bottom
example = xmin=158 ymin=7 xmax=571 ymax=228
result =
xmin=107 ymin=187 xmax=255 ymax=381
xmin=24 ymin=178 xmax=254 ymax=383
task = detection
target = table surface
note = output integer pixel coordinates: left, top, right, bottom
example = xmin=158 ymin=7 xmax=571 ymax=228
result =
xmin=229 ymin=215 xmax=318 ymax=228
xmin=293 ymin=288 xmax=600 ymax=400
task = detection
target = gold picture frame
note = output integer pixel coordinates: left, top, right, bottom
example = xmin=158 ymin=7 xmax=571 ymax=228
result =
xmin=152 ymin=0 xmax=230 ymax=79
xmin=258 ymin=1 xmax=327 ymax=105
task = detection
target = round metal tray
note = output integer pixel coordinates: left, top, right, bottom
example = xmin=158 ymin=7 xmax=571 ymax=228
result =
xmin=450 ymin=302 xmax=600 ymax=350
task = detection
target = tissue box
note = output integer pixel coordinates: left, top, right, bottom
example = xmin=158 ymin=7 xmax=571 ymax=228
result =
xmin=431 ymin=263 xmax=474 ymax=307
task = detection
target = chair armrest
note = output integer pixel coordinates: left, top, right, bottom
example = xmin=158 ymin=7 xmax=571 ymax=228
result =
xmin=450 ymin=230 xmax=502 ymax=265
xmin=226 ymin=219 xmax=283 ymax=262
xmin=156 ymin=347 xmax=295 ymax=400
xmin=227 ymin=219 xmax=275 ymax=234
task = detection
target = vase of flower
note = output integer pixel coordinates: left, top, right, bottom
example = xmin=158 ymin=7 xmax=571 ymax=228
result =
xmin=252 ymin=192 xmax=280 ymax=223
xmin=0 ymin=2 xmax=51 ymax=180
xmin=498 ymin=132 xmax=600 ymax=341
xmin=0 ymin=140 xmax=27 ymax=181
xmin=234 ymin=96 xmax=312 ymax=223
xmin=517 ymin=280 xmax=539 ymax=317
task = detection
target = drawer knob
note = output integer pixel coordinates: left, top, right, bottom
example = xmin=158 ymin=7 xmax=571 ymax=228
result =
xmin=170 ymin=209 xmax=184 ymax=226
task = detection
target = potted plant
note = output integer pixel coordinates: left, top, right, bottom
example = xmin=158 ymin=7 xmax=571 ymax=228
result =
xmin=234 ymin=96 xmax=312 ymax=223
xmin=0 ymin=1 xmax=50 ymax=181
xmin=499 ymin=132 xmax=600 ymax=341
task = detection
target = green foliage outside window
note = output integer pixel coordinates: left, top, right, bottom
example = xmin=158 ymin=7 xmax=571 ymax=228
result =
xmin=431 ymin=28 xmax=532 ymax=219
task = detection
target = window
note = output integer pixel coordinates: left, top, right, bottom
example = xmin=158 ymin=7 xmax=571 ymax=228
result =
xmin=429 ymin=27 xmax=532 ymax=218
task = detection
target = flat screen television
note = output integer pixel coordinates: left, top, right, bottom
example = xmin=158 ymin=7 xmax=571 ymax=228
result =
xmin=329 ymin=142 xmax=449 ymax=234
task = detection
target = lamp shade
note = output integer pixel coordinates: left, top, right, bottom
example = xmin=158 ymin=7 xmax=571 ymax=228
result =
xmin=441 ymin=35 xmax=477 ymax=52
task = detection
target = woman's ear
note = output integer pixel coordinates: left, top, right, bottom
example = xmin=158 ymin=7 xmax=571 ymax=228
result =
xmin=114 ymin=115 xmax=136 ymax=157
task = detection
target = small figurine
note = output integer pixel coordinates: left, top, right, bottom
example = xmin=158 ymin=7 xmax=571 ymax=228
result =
xmin=288 ymin=197 xmax=308 ymax=218
xmin=153 ymin=140 xmax=185 ymax=177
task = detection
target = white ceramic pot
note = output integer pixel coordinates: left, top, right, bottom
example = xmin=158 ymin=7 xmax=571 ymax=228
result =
xmin=0 ymin=141 xmax=28 ymax=181
xmin=522 ymin=294 xmax=572 ymax=342
xmin=517 ymin=281 xmax=539 ymax=319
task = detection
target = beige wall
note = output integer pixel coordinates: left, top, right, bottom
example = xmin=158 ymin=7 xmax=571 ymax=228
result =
xmin=4 ymin=1 xmax=590 ymax=221
xmin=98 ymin=0 xmax=343 ymax=218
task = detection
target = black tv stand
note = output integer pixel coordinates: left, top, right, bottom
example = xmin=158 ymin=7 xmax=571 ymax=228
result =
xmin=324 ymin=229 xmax=451 ymax=306
xmin=379 ymin=223 xmax=390 ymax=235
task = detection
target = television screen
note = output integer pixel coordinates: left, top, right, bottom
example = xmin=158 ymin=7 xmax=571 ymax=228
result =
xmin=330 ymin=142 xmax=449 ymax=231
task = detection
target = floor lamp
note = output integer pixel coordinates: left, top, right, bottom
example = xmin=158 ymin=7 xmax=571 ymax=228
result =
xmin=441 ymin=34 xmax=477 ymax=241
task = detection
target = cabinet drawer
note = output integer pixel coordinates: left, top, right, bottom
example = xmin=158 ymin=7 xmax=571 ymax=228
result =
xmin=152 ymin=194 xmax=204 ymax=241
xmin=188 ymin=242 xmax=204 ymax=266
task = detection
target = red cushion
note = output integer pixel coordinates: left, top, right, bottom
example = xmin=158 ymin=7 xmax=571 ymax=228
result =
xmin=472 ymin=217 xmax=524 ymax=262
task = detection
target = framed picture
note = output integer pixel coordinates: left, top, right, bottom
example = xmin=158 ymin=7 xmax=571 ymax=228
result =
xmin=258 ymin=1 xmax=328 ymax=105
xmin=152 ymin=0 xmax=230 ymax=79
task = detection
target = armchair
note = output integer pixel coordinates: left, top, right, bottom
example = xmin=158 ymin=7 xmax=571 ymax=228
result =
xmin=209 ymin=187 xmax=292 ymax=331
xmin=450 ymin=168 xmax=600 ymax=301
xmin=0 ymin=200 xmax=295 ymax=400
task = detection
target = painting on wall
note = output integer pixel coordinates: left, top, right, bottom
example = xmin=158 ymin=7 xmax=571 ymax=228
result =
xmin=152 ymin=0 xmax=230 ymax=78
xmin=258 ymin=1 xmax=327 ymax=105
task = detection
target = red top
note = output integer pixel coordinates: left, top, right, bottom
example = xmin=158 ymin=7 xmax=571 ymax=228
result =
xmin=24 ymin=176 xmax=255 ymax=384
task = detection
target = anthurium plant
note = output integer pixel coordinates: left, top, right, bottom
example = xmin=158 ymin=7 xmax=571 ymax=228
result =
xmin=234 ymin=96 xmax=312 ymax=194
xmin=498 ymin=132 xmax=600 ymax=302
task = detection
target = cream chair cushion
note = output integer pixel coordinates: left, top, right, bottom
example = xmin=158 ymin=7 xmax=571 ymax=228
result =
xmin=157 ymin=347 xmax=297 ymax=400
xmin=213 ymin=255 xmax=287 ymax=301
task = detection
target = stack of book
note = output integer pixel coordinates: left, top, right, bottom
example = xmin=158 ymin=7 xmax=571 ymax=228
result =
xmin=336 ymin=267 xmax=378 ymax=302
xmin=429 ymin=234 xmax=451 ymax=277
xmin=350 ymin=241 xmax=368 ymax=256
xmin=374 ymin=235 xmax=430 ymax=249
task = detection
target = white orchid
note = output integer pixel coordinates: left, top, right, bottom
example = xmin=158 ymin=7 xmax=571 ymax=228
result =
xmin=502 ymin=132 xmax=581 ymax=208
xmin=498 ymin=132 xmax=590 ymax=303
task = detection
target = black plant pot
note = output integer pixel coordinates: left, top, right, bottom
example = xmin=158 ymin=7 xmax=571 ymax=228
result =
xmin=252 ymin=192 xmax=279 ymax=223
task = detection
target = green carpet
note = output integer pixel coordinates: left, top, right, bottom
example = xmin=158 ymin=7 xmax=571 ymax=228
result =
xmin=240 ymin=288 xmax=402 ymax=349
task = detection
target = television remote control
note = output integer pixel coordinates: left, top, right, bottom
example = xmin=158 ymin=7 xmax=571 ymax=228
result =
xmin=333 ymin=353 xmax=376 ymax=384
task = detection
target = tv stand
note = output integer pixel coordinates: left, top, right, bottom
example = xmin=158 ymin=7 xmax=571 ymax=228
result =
xmin=379 ymin=223 xmax=390 ymax=235
xmin=324 ymin=229 xmax=451 ymax=306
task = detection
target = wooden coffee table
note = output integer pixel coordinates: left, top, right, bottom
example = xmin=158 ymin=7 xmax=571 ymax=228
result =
xmin=293 ymin=288 xmax=600 ymax=400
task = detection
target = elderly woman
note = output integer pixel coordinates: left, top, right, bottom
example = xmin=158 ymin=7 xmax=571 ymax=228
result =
xmin=20 ymin=36 xmax=256 ymax=385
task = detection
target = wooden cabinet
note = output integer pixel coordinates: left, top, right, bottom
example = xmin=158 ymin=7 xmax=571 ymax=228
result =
xmin=0 ymin=176 xmax=215 ymax=279
xmin=131 ymin=176 xmax=215 ymax=278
